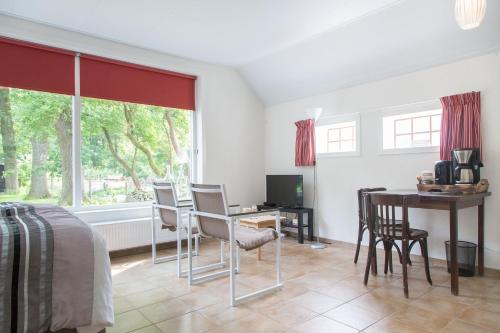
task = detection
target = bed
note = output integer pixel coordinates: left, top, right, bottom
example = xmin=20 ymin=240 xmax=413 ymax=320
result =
xmin=0 ymin=202 xmax=114 ymax=333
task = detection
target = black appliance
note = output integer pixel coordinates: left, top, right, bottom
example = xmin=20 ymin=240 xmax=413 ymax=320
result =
xmin=434 ymin=160 xmax=452 ymax=185
xmin=451 ymin=148 xmax=482 ymax=184
xmin=265 ymin=175 xmax=303 ymax=208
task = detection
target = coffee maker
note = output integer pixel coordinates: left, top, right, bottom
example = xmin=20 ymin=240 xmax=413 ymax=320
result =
xmin=451 ymin=148 xmax=481 ymax=184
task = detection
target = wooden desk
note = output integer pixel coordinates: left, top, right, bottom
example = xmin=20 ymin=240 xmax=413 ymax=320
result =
xmin=239 ymin=215 xmax=285 ymax=260
xmin=370 ymin=190 xmax=491 ymax=296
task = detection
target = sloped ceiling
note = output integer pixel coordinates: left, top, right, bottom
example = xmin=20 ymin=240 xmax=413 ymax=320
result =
xmin=1 ymin=0 xmax=499 ymax=106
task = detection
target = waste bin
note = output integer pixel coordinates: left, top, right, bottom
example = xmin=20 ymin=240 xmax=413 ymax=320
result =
xmin=445 ymin=241 xmax=477 ymax=277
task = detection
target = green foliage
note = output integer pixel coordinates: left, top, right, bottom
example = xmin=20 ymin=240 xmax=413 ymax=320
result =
xmin=0 ymin=88 xmax=192 ymax=205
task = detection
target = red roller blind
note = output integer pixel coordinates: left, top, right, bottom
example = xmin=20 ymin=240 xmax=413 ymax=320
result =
xmin=0 ymin=37 xmax=75 ymax=95
xmin=80 ymin=55 xmax=196 ymax=110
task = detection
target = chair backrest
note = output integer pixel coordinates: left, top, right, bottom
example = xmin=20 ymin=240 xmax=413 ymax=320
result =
xmin=368 ymin=193 xmax=418 ymax=239
xmin=152 ymin=181 xmax=179 ymax=229
xmin=358 ymin=187 xmax=386 ymax=225
xmin=190 ymin=183 xmax=230 ymax=240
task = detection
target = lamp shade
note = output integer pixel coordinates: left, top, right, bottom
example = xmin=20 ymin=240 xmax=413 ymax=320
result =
xmin=455 ymin=0 xmax=487 ymax=30
xmin=306 ymin=107 xmax=323 ymax=121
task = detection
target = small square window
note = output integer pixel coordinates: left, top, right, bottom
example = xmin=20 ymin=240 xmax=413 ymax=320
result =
xmin=395 ymin=119 xmax=411 ymax=134
xmin=315 ymin=115 xmax=360 ymax=157
xmin=413 ymin=117 xmax=430 ymax=133
xmin=383 ymin=108 xmax=442 ymax=151
xmin=328 ymin=128 xmax=340 ymax=141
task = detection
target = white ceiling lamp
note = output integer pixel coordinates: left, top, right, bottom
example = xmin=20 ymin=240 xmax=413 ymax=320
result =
xmin=455 ymin=0 xmax=487 ymax=30
xmin=306 ymin=107 xmax=323 ymax=121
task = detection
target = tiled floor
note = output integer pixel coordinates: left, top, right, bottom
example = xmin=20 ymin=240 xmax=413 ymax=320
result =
xmin=110 ymin=238 xmax=500 ymax=333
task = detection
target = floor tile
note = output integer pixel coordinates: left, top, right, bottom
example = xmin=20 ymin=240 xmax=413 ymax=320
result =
xmin=108 ymin=310 xmax=151 ymax=333
xmin=295 ymin=315 xmax=358 ymax=333
xmin=156 ymin=312 xmax=216 ymax=333
xmin=323 ymin=303 xmax=387 ymax=330
xmin=410 ymin=293 xmax=471 ymax=318
xmin=130 ymin=325 xmax=163 ymax=333
xmin=386 ymin=305 xmax=452 ymax=332
xmin=459 ymin=308 xmax=500 ymax=331
xmin=114 ymin=297 xmax=136 ymax=315
xmin=208 ymin=311 xmax=285 ymax=333
xmin=196 ymin=303 xmax=255 ymax=327
xmin=364 ymin=316 xmax=431 ymax=333
xmin=258 ymin=300 xmax=319 ymax=327
xmin=124 ymin=287 xmax=174 ymax=308
xmin=139 ymin=298 xmax=194 ymax=323
xmin=289 ymin=290 xmax=343 ymax=313
xmin=439 ymin=318 xmax=498 ymax=333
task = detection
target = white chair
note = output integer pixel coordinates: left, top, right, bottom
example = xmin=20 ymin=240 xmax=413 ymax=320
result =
xmin=188 ymin=183 xmax=283 ymax=306
xmin=152 ymin=181 xmax=224 ymax=278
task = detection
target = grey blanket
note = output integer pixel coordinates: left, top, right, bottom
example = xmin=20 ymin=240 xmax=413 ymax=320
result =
xmin=0 ymin=202 xmax=95 ymax=333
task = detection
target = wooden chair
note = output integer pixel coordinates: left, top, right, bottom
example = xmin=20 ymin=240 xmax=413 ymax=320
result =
xmin=355 ymin=187 xmax=387 ymax=264
xmin=363 ymin=192 xmax=432 ymax=298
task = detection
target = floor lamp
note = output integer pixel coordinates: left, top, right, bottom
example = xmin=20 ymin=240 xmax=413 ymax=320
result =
xmin=307 ymin=108 xmax=327 ymax=250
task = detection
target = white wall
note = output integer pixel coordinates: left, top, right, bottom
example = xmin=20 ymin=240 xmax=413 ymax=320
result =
xmin=265 ymin=53 xmax=500 ymax=269
xmin=0 ymin=14 xmax=266 ymax=209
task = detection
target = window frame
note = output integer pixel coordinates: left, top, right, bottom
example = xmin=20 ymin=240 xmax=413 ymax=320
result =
xmin=315 ymin=113 xmax=361 ymax=158
xmin=67 ymin=55 xmax=199 ymax=216
xmin=378 ymin=100 xmax=442 ymax=155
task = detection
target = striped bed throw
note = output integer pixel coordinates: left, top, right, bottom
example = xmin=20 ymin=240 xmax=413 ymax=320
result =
xmin=0 ymin=202 xmax=113 ymax=333
xmin=0 ymin=202 xmax=54 ymax=332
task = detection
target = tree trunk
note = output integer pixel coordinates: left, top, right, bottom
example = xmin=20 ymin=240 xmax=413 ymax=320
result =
xmin=55 ymin=109 xmax=73 ymax=205
xmin=0 ymin=87 xmax=18 ymax=193
xmin=28 ymin=137 xmax=50 ymax=199
xmin=102 ymin=126 xmax=142 ymax=190
xmin=123 ymin=105 xmax=165 ymax=177
xmin=164 ymin=110 xmax=187 ymax=162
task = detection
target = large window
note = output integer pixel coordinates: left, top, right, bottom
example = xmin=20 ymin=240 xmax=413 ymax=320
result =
xmin=0 ymin=37 xmax=197 ymax=211
xmin=0 ymin=88 xmax=73 ymax=205
xmin=81 ymin=98 xmax=193 ymax=206
xmin=0 ymin=89 xmax=194 ymax=207
xmin=382 ymin=109 xmax=442 ymax=151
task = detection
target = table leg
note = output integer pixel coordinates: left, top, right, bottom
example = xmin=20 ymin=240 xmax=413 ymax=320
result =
xmin=298 ymin=213 xmax=304 ymax=244
xmin=450 ymin=202 xmax=459 ymax=296
xmin=308 ymin=210 xmax=314 ymax=242
xmin=478 ymin=200 xmax=485 ymax=276
xmin=257 ymin=247 xmax=261 ymax=261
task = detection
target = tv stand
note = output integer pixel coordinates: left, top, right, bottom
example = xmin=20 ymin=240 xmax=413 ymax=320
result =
xmin=258 ymin=205 xmax=313 ymax=244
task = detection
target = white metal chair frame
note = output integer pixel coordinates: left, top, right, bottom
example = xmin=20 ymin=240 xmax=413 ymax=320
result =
xmin=152 ymin=183 xmax=226 ymax=278
xmin=187 ymin=184 xmax=283 ymax=306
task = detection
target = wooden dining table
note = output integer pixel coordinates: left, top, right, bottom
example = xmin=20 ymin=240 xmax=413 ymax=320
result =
xmin=369 ymin=190 xmax=491 ymax=296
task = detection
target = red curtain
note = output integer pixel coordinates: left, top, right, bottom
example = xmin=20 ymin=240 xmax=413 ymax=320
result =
xmin=80 ymin=54 xmax=196 ymax=110
xmin=0 ymin=37 xmax=75 ymax=95
xmin=295 ymin=119 xmax=315 ymax=167
xmin=440 ymin=91 xmax=482 ymax=160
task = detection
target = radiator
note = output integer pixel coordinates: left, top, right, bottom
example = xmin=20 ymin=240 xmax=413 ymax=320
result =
xmin=92 ymin=212 xmax=189 ymax=251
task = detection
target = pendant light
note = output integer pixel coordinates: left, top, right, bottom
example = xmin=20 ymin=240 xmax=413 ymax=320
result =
xmin=455 ymin=0 xmax=487 ymax=30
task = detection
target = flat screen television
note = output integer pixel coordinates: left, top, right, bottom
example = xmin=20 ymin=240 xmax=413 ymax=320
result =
xmin=266 ymin=175 xmax=303 ymax=208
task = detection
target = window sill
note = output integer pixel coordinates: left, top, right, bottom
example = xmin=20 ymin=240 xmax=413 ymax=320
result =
xmin=72 ymin=202 xmax=152 ymax=224
xmin=317 ymin=151 xmax=360 ymax=159
xmin=70 ymin=201 xmax=152 ymax=213
xmin=379 ymin=146 xmax=439 ymax=155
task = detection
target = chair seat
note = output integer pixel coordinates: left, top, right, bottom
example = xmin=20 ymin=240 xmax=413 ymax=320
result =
xmin=377 ymin=226 xmax=428 ymax=240
xmin=235 ymin=227 xmax=278 ymax=251
xmin=161 ymin=224 xmax=199 ymax=234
